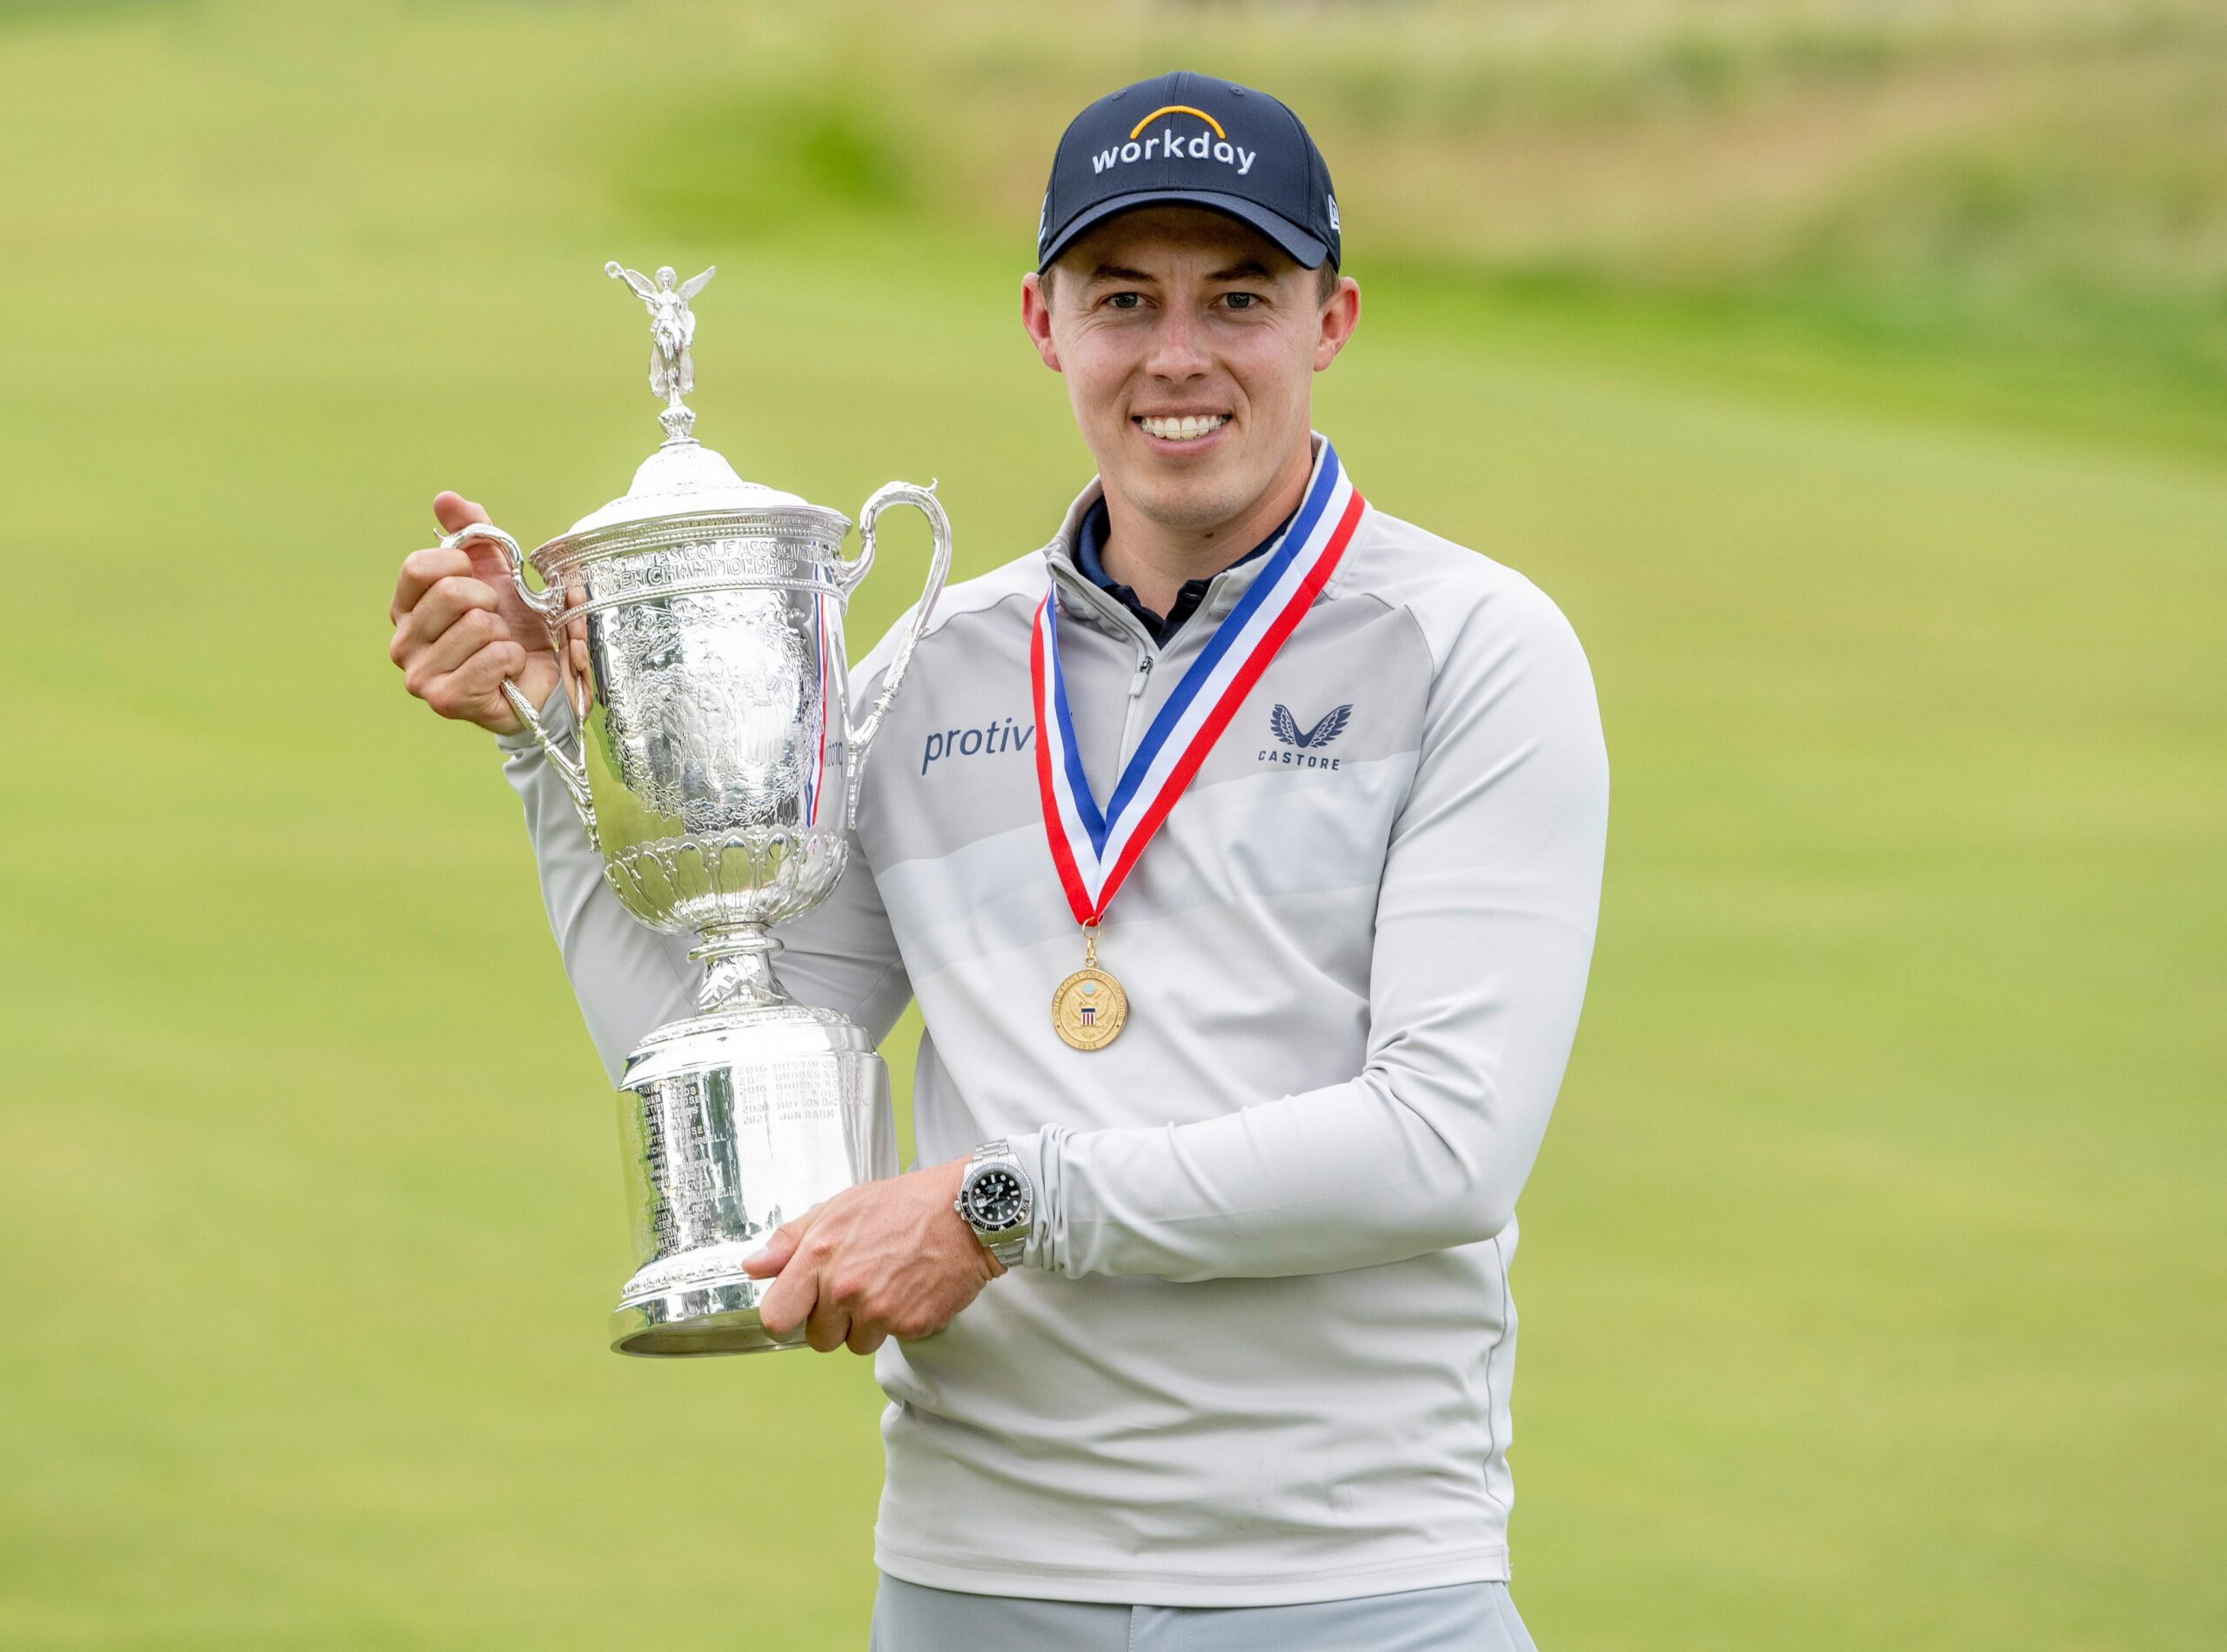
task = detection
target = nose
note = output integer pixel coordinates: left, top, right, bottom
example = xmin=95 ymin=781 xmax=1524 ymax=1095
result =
xmin=1143 ymin=303 xmax=1212 ymax=383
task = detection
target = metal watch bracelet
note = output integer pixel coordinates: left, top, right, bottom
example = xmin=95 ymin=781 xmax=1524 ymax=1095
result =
xmin=953 ymin=1140 xmax=1033 ymax=1267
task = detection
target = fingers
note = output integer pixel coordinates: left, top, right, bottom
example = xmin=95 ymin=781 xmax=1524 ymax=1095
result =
xmin=391 ymin=573 xmax=501 ymax=658
xmin=746 ymin=1183 xmax=987 ymax=1355
xmin=743 ymin=1200 xmax=826 ymax=1278
xmin=390 ymin=565 xmax=519 ymax=723
xmin=390 ymin=491 xmax=555 ymax=735
xmin=846 ymin=1321 xmax=889 ymax=1357
xmin=391 ymin=544 xmax=474 ymax=625
xmin=750 ymin=1201 xmax=830 ymax=1338
xmin=756 ymin=1259 xmax=816 ymax=1341
xmin=413 ymin=639 xmax=530 ymax=725
xmin=401 ymin=612 xmax=504 ymax=692
xmin=392 ymin=492 xmax=493 ymax=622
xmin=742 ymin=1221 xmax=804 ymax=1280
xmin=805 ymin=1296 xmax=853 ymax=1354
xmin=432 ymin=491 xmax=490 ymax=536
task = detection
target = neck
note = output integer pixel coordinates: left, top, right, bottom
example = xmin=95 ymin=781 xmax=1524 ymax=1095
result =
xmin=1097 ymin=438 xmax=1314 ymax=619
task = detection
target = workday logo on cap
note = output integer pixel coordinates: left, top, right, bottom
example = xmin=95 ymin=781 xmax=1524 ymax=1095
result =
xmin=1089 ymin=103 xmax=1261 ymax=180
xmin=1037 ymin=70 xmax=1342 ymax=275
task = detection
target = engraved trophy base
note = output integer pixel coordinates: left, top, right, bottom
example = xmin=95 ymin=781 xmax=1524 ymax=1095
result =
xmin=608 ymin=999 xmax=897 ymax=1358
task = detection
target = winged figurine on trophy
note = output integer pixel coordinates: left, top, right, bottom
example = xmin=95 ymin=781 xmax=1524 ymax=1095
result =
xmin=607 ymin=261 xmax=716 ymax=439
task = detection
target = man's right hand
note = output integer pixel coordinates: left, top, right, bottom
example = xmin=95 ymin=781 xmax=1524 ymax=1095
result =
xmin=390 ymin=492 xmax=558 ymax=736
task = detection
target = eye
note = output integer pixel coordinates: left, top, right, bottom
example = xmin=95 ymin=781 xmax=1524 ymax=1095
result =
xmin=1107 ymin=291 xmax=1143 ymax=310
xmin=1221 ymin=291 xmax=1261 ymax=311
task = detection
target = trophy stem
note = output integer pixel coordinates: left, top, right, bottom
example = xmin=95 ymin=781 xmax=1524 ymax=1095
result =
xmin=690 ymin=924 xmax=790 ymax=1012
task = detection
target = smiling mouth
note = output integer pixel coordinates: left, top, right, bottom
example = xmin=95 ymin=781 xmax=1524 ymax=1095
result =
xmin=1134 ymin=413 xmax=1230 ymax=443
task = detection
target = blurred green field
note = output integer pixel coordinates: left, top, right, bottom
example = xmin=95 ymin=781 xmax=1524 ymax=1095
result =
xmin=1 ymin=2 xmax=2221 ymax=1649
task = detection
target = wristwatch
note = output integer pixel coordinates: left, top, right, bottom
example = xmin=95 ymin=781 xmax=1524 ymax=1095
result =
xmin=953 ymin=1140 xmax=1033 ymax=1267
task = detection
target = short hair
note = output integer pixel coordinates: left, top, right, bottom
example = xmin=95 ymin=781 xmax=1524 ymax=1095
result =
xmin=1041 ymin=259 xmax=1341 ymax=308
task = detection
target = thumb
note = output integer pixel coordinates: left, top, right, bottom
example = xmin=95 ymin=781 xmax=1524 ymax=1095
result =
xmin=742 ymin=1204 xmax=824 ymax=1277
xmin=432 ymin=491 xmax=529 ymax=601
xmin=432 ymin=490 xmax=491 ymax=537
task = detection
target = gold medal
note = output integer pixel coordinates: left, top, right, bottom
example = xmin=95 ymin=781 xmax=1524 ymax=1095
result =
xmin=1052 ymin=927 xmax=1127 ymax=1051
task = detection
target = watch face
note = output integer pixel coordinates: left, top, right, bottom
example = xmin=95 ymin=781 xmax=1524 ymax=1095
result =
xmin=965 ymin=1167 xmax=1027 ymax=1229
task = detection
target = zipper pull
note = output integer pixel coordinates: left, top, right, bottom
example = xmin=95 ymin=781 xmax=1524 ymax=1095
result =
xmin=1128 ymin=653 xmax=1154 ymax=699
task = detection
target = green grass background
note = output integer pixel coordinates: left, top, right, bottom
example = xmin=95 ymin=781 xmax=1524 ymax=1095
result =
xmin=0 ymin=2 xmax=2220 ymax=1647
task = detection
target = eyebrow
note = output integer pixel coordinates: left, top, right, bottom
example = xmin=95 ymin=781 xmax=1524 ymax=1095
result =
xmin=1086 ymin=258 xmax=1281 ymax=284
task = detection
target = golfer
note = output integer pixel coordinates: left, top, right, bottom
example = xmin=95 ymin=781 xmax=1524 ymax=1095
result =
xmin=390 ymin=71 xmax=1608 ymax=1652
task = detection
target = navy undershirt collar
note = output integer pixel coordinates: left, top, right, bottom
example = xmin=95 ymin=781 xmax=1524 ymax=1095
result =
xmin=1073 ymin=495 xmax=1298 ymax=646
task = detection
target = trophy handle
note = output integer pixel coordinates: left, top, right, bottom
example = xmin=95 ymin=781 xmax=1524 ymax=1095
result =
xmin=498 ymin=680 xmax=596 ymax=839
xmin=440 ymin=522 xmax=598 ymax=839
xmin=841 ymin=479 xmax=952 ymax=829
xmin=444 ymin=521 xmax=563 ymax=624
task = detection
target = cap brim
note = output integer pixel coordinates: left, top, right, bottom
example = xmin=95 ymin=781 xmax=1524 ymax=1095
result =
xmin=1039 ymin=189 xmax=1331 ymax=273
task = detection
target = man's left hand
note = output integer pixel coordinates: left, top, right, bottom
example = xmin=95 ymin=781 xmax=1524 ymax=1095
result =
xmin=742 ymin=1158 xmax=1004 ymax=1355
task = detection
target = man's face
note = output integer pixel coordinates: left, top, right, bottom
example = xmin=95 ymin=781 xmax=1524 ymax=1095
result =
xmin=1020 ymin=206 xmax=1358 ymax=536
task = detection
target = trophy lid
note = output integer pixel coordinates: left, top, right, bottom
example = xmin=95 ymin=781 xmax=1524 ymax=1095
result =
xmin=565 ymin=261 xmax=825 ymax=538
xmin=565 ymin=434 xmax=814 ymax=536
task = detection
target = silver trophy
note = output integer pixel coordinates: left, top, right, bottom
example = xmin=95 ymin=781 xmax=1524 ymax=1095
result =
xmin=448 ymin=261 xmax=949 ymax=1356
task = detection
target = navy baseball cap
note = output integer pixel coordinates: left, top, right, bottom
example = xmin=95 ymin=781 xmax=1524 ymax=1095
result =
xmin=1036 ymin=71 xmax=1341 ymax=274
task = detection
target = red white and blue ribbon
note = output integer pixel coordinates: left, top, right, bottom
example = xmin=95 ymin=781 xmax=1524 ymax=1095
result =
xmin=803 ymin=589 xmax=830 ymax=826
xmin=1031 ymin=439 xmax=1367 ymax=926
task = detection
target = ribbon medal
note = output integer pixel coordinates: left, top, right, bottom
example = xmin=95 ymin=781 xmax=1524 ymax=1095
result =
xmin=1031 ymin=440 xmax=1368 ymax=1051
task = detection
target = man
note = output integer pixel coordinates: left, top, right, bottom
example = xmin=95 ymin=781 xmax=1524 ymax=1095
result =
xmin=390 ymin=71 xmax=1607 ymax=1652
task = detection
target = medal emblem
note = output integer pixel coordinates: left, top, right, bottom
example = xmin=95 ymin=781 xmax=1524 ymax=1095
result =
xmin=1052 ymin=965 xmax=1128 ymax=1051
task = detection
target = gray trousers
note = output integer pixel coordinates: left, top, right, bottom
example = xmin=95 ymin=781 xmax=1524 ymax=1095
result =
xmin=870 ymin=1574 xmax=1542 ymax=1651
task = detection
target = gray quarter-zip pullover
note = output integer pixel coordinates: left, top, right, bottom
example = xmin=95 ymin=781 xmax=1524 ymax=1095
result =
xmin=497 ymin=435 xmax=1610 ymax=1606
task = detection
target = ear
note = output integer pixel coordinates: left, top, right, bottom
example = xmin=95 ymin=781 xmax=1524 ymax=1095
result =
xmin=1020 ymin=272 xmax=1063 ymax=372
xmin=1312 ymin=276 xmax=1361 ymax=372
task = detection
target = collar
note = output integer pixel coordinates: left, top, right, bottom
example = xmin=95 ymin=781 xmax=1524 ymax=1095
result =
xmin=1073 ymin=494 xmax=1289 ymax=646
xmin=1042 ymin=430 xmax=1330 ymax=645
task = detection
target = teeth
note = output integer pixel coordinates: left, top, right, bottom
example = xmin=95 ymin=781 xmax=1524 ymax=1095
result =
xmin=1138 ymin=414 xmax=1229 ymax=442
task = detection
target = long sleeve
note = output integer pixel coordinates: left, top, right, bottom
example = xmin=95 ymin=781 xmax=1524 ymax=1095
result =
xmin=498 ymin=686 xmax=913 ymax=1085
xmin=1017 ymin=579 xmax=1609 ymax=1281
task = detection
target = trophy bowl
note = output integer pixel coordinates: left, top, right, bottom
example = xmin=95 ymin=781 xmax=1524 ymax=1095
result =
xmin=448 ymin=262 xmax=950 ymax=1355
